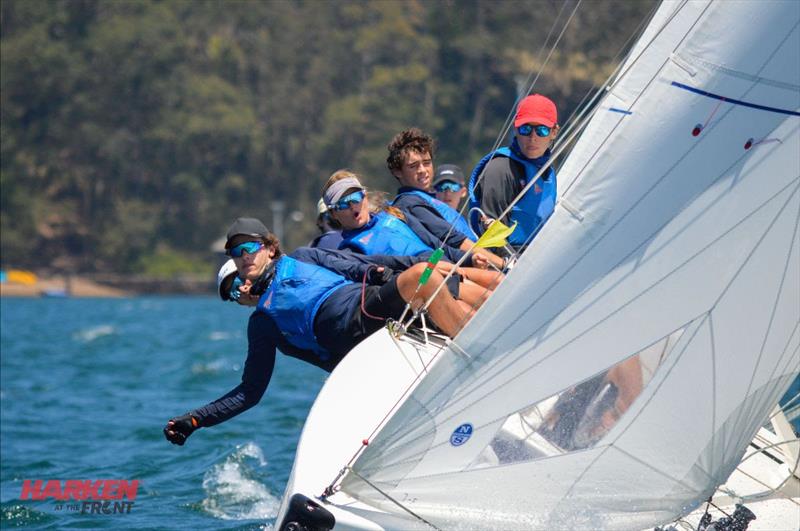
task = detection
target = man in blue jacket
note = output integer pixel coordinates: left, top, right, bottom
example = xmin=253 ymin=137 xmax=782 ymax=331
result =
xmin=387 ymin=128 xmax=504 ymax=269
xmin=468 ymin=94 xmax=559 ymax=250
xmin=163 ymin=217 xmax=469 ymax=445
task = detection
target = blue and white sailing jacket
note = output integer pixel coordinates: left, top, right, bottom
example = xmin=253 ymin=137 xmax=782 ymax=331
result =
xmin=256 ymin=256 xmax=351 ymax=359
xmin=468 ymin=141 xmax=557 ymax=246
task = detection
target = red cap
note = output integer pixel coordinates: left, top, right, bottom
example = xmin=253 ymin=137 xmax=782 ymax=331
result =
xmin=514 ymin=94 xmax=558 ymax=128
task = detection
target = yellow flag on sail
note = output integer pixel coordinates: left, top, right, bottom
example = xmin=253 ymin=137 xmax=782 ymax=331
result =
xmin=474 ymin=220 xmax=517 ymax=248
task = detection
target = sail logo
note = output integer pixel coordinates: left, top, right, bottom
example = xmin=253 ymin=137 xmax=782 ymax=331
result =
xmin=450 ymin=423 xmax=473 ymax=446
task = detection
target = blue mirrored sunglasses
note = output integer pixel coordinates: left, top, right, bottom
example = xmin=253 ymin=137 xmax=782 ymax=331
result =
xmin=517 ymin=124 xmax=552 ymax=137
xmin=329 ymin=190 xmax=365 ymax=211
xmin=228 ymin=277 xmax=244 ymax=301
xmin=434 ymin=181 xmax=463 ymax=193
xmin=227 ymin=241 xmax=264 ymax=258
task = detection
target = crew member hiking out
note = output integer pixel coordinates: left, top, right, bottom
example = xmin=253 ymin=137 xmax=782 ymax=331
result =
xmin=163 ymin=217 xmax=477 ymax=446
xmin=322 ymin=171 xmax=503 ymax=310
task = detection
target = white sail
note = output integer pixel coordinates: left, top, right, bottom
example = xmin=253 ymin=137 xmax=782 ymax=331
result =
xmin=340 ymin=0 xmax=800 ymax=528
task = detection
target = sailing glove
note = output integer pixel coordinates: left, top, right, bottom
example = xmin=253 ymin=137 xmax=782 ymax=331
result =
xmin=368 ymin=267 xmax=394 ymax=285
xmin=164 ymin=413 xmax=199 ymax=446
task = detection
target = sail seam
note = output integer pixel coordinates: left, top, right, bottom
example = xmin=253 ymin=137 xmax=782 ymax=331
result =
xmin=441 ymin=46 xmax=800 ymax=409
xmin=557 ymin=317 xmax=715 ymax=510
xmin=364 ymin=317 xmax=706 ymax=474
xmin=559 ymin=197 xmax=585 ymax=221
xmin=670 ymin=53 xmax=698 ymax=77
xmin=354 ymin=3 xmax=796 ymax=512
xmin=677 ymin=49 xmax=800 ymax=91
xmin=444 ymin=172 xmax=799 ymax=415
xmin=737 ymin=334 xmax=800 ymax=462
xmin=369 ymin=177 xmax=799 ymax=463
xmin=725 ymin=188 xmax=800 ymax=449
xmin=561 ymin=0 xmax=709 ymax=197
xmin=462 ymin=101 xmax=747 ymax=386
xmin=709 ymin=314 xmax=719 ymax=481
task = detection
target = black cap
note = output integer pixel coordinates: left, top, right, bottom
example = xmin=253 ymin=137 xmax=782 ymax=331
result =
xmin=224 ymin=217 xmax=270 ymax=249
xmin=433 ymin=164 xmax=465 ymax=187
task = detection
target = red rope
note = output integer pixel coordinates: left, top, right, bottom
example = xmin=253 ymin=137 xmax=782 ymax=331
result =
xmin=361 ymin=266 xmax=387 ymax=321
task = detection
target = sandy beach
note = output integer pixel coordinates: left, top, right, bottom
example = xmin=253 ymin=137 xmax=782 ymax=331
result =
xmin=0 ymin=275 xmax=129 ymax=297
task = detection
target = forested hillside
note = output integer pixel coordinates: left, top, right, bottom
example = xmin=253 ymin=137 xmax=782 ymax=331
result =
xmin=1 ymin=0 xmax=656 ymax=275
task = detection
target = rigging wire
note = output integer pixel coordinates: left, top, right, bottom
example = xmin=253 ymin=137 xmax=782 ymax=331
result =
xmin=391 ymin=0 xmax=585 ymax=343
xmin=324 ymin=0 xmax=797 ymax=514
xmin=557 ymin=0 xmax=660 ymax=133
xmin=319 ymin=0 xmax=588 ymax=499
xmin=430 ymin=0 xmax=660 ymax=266
xmin=362 ymin=0 xmax=694 ymax=459
xmin=400 ymin=0 xmax=662 ymax=335
xmin=725 ymin=438 xmax=800 ymax=503
xmin=381 ymin=177 xmax=800 ymax=476
xmin=360 ymin=9 xmax=800 ymax=482
xmin=352 ymin=0 xmax=676 ymax=464
xmin=347 ymin=468 xmax=443 ymax=531
xmin=436 ymin=0 xmax=583 ymax=251
xmin=399 ymin=0 xmax=695 ymax=332
xmin=396 ymin=0 xmax=723 ymax=423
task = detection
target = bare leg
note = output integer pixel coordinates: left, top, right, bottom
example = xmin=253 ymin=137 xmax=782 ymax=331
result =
xmin=457 ymin=300 xmax=476 ymax=317
xmin=457 ymin=267 xmax=504 ymax=290
xmin=435 ymin=262 xmax=504 ymax=291
xmin=396 ymin=263 xmax=469 ymax=337
xmin=457 ymin=281 xmax=492 ymax=309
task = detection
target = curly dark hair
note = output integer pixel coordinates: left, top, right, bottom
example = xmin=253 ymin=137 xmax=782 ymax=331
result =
xmin=386 ymin=128 xmax=435 ymax=173
xmin=261 ymin=233 xmax=282 ymax=259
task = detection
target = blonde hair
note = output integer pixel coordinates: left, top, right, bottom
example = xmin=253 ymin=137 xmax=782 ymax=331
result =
xmin=366 ymin=190 xmax=405 ymax=221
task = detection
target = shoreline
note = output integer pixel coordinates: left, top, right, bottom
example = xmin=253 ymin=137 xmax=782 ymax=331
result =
xmin=0 ymin=274 xmax=214 ymax=298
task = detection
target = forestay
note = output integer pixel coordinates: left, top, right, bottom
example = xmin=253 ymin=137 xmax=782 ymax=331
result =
xmin=340 ymin=1 xmax=800 ymax=528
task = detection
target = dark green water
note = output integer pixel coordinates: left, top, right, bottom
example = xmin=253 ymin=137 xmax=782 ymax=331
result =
xmin=0 ymin=297 xmax=326 ymax=529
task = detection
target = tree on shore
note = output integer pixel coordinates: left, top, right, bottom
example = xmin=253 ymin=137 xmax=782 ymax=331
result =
xmin=1 ymin=0 xmax=655 ymax=274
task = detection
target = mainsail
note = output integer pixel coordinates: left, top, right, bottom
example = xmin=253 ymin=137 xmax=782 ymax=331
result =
xmin=339 ymin=0 xmax=800 ymax=528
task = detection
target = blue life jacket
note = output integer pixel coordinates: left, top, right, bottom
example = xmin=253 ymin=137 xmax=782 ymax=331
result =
xmin=468 ymin=142 xmax=556 ymax=246
xmin=339 ymin=211 xmax=432 ymax=257
xmin=392 ymin=189 xmax=479 ymax=240
xmin=256 ymin=256 xmax=351 ymax=359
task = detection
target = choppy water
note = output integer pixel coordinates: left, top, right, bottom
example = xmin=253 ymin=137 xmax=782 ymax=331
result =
xmin=0 ymin=297 xmax=326 ymax=529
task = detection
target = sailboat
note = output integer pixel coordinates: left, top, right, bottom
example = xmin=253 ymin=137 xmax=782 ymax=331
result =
xmin=275 ymin=0 xmax=800 ymax=529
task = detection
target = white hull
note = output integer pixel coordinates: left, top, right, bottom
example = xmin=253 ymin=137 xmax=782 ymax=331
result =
xmin=275 ymin=328 xmax=445 ymax=529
